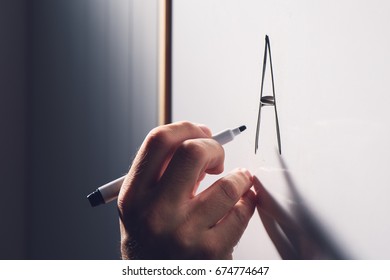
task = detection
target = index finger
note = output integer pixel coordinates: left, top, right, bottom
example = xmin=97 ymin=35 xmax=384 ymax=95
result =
xmin=119 ymin=122 xmax=212 ymax=198
xmin=157 ymin=138 xmax=225 ymax=203
xmin=191 ymin=168 xmax=254 ymax=227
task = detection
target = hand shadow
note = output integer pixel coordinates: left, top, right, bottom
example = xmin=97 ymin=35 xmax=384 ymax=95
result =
xmin=253 ymin=157 xmax=348 ymax=259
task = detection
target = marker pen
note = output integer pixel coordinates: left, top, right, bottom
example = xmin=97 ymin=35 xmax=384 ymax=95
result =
xmin=87 ymin=125 xmax=247 ymax=207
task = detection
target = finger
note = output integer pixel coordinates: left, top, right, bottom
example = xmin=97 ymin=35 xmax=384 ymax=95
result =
xmin=192 ymin=169 xmax=253 ymax=228
xmin=207 ymin=189 xmax=257 ymax=251
xmin=120 ymin=122 xmax=212 ymax=197
xmin=158 ymin=138 xmax=225 ymax=202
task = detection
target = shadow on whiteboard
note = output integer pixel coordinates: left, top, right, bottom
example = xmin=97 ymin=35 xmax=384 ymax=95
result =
xmin=254 ymin=157 xmax=349 ymax=259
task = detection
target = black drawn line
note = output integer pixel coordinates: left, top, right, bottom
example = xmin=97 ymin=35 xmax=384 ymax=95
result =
xmin=255 ymin=35 xmax=282 ymax=155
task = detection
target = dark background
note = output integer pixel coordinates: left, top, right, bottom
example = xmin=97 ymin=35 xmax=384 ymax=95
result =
xmin=0 ymin=0 xmax=158 ymax=259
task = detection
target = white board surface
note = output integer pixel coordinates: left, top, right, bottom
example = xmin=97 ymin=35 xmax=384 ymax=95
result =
xmin=172 ymin=0 xmax=390 ymax=259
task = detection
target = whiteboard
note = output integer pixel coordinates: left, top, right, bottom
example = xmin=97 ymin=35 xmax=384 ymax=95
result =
xmin=172 ymin=0 xmax=390 ymax=259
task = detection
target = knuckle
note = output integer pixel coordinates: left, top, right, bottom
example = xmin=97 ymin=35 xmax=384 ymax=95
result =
xmin=174 ymin=226 xmax=195 ymax=251
xmin=176 ymin=140 xmax=207 ymax=163
xmin=177 ymin=120 xmax=196 ymax=130
xmin=218 ymin=179 xmax=240 ymax=202
xmin=143 ymin=208 xmax=168 ymax=237
xmin=174 ymin=121 xmax=200 ymax=137
xmin=145 ymin=127 xmax=173 ymax=150
xmin=235 ymin=168 xmax=251 ymax=184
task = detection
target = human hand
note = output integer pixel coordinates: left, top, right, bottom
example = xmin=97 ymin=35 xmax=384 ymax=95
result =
xmin=118 ymin=121 xmax=256 ymax=259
